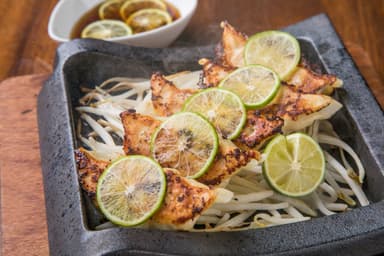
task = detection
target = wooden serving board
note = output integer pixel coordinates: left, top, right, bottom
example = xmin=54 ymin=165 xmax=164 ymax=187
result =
xmin=0 ymin=44 xmax=382 ymax=256
xmin=0 ymin=74 xmax=50 ymax=256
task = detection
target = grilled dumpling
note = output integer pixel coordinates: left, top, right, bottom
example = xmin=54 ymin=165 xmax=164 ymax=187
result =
xmin=149 ymin=168 xmax=232 ymax=230
xmin=198 ymin=58 xmax=234 ymax=88
xmin=219 ymin=21 xmax=247 ymax=67
xmin=235 ymin=110 xmax=284 ymax=150
xmin=197 ymin=138 xmax=259 ymax=187
xmin=286 ymin=66 xmax=343 ymax=94
xmin=74 ymin=148 xmax=109 ymax=200
xmin=150 ymin=72 xmax=196 ymax=117
xmin=74 ymin=150 xmax=233 ymax=230
xmin=120 ymin=110 xmax=161 ymax=156
xmin=234 ymin=85 xmax=341 ymax=149
xmin=265 ymin=85 xmax=342 ymax=133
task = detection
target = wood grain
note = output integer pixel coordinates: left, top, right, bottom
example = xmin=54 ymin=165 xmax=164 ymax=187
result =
xmin=0 ymin=74 xmax=49 ymax=256
xmin=345 ymin=42 xmax=384 ymax=109
xmin=0 ymin=1 xmax=57 ymax=79
xmin=322 ymin=0 xmax=384 ymax=85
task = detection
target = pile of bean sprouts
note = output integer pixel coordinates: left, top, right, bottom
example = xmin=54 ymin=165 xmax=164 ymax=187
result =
xmin=76 ymin=71 xmax=369 ymax=231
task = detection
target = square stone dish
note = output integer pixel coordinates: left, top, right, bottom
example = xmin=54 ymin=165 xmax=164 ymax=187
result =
xmin=37 ymin=14 xmax=384 ymax=256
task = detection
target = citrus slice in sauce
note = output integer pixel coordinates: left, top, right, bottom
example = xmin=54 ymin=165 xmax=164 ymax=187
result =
xmin=81 ymin=19 xmax=132 ymax=39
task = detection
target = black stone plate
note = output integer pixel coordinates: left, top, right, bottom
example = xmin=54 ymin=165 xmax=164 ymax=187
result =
xmin=37 ymin=14 xmax=384 ymax=256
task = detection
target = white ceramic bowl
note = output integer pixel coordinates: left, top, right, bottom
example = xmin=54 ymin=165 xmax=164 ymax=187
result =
xmin=48 ymin=0 xmax=197 ymax=48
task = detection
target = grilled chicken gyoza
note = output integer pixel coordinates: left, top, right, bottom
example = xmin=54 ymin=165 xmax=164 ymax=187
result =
xmin=75 ymin=21 xmax=346 ymax=230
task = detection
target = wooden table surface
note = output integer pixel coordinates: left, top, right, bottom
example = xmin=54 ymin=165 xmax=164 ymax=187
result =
xmin=0 ymin=0 xmax=383 ymax=255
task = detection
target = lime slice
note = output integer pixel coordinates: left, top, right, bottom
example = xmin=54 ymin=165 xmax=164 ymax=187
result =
xmin=263 ymin=133 xmax=325 ymax=197
xmin=120 ymin=0 xmax=167 ymax=21
xmin=81 ymin=20 xmax=132 ymax=39
xmin=219 ymin=65 xmax=280 ymax=109
xmin=99 ymin=0 xmax=124 ymax=20
xmin=183 ymin=88 xmax=246 ymax=140
xmin=151 ymin=112 xmax=219 ymax=179
xmin=244 ymin=31 xmax=301 ymax=80
xmin=96 ymin=155 xmax=166 ymax=226
xmin=126 ymin=8 xmax=172 ymax=33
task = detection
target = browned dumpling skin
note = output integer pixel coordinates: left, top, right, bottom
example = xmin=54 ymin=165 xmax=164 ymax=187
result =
xmin=120 ymin=110 xmax=161 ymax=156
xmin=269 ymin=85 xmax=333 ymax=120
xmin=198 ymin=138 xmax=260 ymax=187
xmin=149 ymin=168 xmax=218 ymax=230
xmin=150 ymin=73 xmax=196 ymax=117
xmin=236 ymin=110 xmax=284 ymax=150
xmin=219 ymin=21 xmax=247 ymax=67
xmin=198 ymin=58 xmax=235 ymax=88
xmin=235 ymin=85 xmax=336 ymax=149
xmin=286 ymin=66 xmax=342 ymax=94
xmin=74 ymin=148 xmax=109 ymax=199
